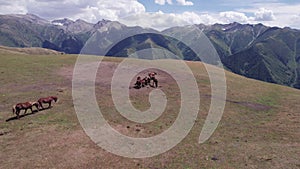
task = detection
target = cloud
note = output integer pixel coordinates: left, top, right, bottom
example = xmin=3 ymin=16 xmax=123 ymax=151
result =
xmin=120 ymin=11 xmax=219 ymax=31
xmin=219 ymin=11 xmax=249 ymax=23
xmin=0 ymin=0 xmax=27 ymax=14
xmin=0 ymin=0 xmax=300 ymax=30
xmin=290 ymin=14 xmax=300 ymax=28
xmin=154 ymin=0 xmax=172 ymax=5
xmin=176 ymin=0 xmax=193 ymax=6
xmin=154 ymin=0 xmax=193 ymax=6
xmin=254 ymin=8 xmax=275 ymax=21
xmin=0 ymin=0 xmax=146 ymax=23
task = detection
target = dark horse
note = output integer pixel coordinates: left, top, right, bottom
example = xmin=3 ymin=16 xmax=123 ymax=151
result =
xmin=148 ymin=72 xmax=158 ymax=88
xmin=134 ymin=76 xmax=151 ymax=89
xmin=12 ymin=102 xmax=39 ymax=119
xmin=38 ymin=96 xmax=58 ymax=109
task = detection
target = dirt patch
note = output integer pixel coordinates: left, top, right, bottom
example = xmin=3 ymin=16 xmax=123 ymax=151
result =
xmin=58 ymin=60 xmax=178 ymax=98
xmin=229 ymin=101 xmax=272 ymax=111
xmin=203 ymin=94 xmax=272 ymax=111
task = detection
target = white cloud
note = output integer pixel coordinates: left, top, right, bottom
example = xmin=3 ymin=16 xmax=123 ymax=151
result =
xmin=254 ymin=8 xmax=275 ymax=21
xmin=0 ymin=0 xmax=27 ymax=14
xmin=0 ymin=0 xmax=146 ymax=23
xmin=154 ymin=0 xmax=172 ymax=5
xmin=290 ymin=14 xmax=300 ymax=28
xmin=88 ymin=0 xmax=145 ymax=21
xmin=219 ymin=11 xmax=249 ymax=23
xmin=176 ymin=0 xmax=193 ymax=6
xmin=120 ymin=11 xmax=219 ymax=31
xmin=237 ymin=3 xmax=300 ymax=29
xmin=154 ymin=0 xmax=193 ymax=6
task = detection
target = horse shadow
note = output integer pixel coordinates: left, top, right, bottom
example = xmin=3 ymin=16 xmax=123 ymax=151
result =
xmin=6 ymin=107 xmax=52 ymax=122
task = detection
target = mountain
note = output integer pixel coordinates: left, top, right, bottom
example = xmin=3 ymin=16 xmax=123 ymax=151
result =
xmin=1 ymin=14 xmax=300 ymax=89
xmin=105 ymin=33 xmax=200 ymax=61
xmin=0 ymin=14 xmax=115 ymax=54
xmin=205 ymin=23 xmax=300 ymax=88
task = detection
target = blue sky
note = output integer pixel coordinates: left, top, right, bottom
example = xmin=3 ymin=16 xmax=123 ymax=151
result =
xmin=0 ymin=0 xmax=300 ymax=30
xmin=138 ymin=0 xmax=236 ymax=13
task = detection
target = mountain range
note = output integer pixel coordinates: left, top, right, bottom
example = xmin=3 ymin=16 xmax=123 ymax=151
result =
xmin=1 ymin=13 xmax=300 ymax=89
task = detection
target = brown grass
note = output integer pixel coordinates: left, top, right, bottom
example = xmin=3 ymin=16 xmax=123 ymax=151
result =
xmin=0 ymin=46 xmax=63 ymax=55
xmin=0 ymin=53 xmax=299 ymax=169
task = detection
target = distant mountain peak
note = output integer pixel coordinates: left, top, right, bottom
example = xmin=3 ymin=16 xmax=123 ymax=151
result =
xmin=6 ymin=13 xmax=49 ymax=25
xmin=51 ymin=18 xmax=74 ymax=26
xmin=93 ymin=19 xmax=112 ymax=29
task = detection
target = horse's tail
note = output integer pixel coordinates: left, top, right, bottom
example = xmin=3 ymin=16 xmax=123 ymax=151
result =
xmin=12 ymin=105 xmax=16 ymax=114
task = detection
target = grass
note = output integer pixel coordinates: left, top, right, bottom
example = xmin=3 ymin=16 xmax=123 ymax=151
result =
xmin=0 ymin=49 xmax=300 ymax=169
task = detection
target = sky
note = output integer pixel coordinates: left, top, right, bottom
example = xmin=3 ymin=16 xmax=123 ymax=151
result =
xmin=1 ymin=0 xmax=300 ymax=30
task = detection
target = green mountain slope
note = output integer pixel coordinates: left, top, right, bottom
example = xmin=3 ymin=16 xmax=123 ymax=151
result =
xmin=223 ymin=27 xmax=300 ymax=88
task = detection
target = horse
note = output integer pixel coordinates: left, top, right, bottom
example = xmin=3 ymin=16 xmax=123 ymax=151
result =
xmin=133 ymin=76 xmax=152 ymax=89
xmin=134 ymin=76 xmax=143 ymax=89
xmin=142 ymin=76 xmax=150 ymax=86
xmin=148 ymin=72 xmax=158 ymax=88
xmin=37 ymin=96 xmax=58 ymax=109
xmin=12 ymin=101 xmax=39 ymax=119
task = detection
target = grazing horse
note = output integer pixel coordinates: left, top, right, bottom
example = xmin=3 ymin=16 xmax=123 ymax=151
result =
xmin=38 ymin=96 xmax=58 ymax=109
xmin=12 ymin=102 xmax=39 ymax=119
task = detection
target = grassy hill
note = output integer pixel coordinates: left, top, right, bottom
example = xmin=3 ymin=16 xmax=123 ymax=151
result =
xmin=0 ymin=52 xmax=299 ymax=168
xmin=0 ymin=46 xmax=64 ymax=55
xmin=2 ymin=14 xmax=300 ymax=89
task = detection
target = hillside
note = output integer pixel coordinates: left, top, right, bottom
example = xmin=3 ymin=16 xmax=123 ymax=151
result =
xmin=0 ymin=52 xmax=299 ymax=168
xmin=1 ymin=14 xmax=300 ymax=89
xmin=164 ymin=23 xmax=300 ymax=88
xmin=0 ymin=46 xmax=63 ymax=55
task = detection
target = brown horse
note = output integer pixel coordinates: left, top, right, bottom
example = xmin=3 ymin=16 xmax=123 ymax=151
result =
xmin=37 ymin=96 xmax=58 ymax=109
xmin=12 ymin=102 xmax=39 ymax=119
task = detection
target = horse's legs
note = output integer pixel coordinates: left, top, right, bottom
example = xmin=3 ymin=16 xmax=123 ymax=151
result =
xmin=39 ymin=102 xmax=44 ymax=110
xmin=35 ymin=105 xmax=39 ymax=111
xmin=16 ymin=110 xmax=20 ymax=119
xmin=151 ymin=79 xmax=155 ymax=87
xmin=48 ymin=101 xmax=52 ymax=108
xmin=24 ymin=108 xmax=28 ymax=114
xmin=154 ymin=79 xmax=158 ymax=88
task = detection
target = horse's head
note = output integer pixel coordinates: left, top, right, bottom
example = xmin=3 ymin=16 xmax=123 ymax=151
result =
xmin=51 ymin=96 xmax=58 ymax=102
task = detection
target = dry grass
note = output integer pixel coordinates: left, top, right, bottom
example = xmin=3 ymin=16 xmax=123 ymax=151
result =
xmin=0 ymin=46 xmax=63 ymax=55
xmin=0 ymin=53 xmax=299 ymax=169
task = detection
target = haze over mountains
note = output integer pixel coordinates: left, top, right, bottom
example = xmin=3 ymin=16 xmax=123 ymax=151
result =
xmin=1 ymin=13 xmax=300 ymax=89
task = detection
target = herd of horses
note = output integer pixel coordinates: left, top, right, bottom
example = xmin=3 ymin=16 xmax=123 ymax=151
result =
xmin=12 ymin=96 xmax=58 ymax=119
xmin=11 ymin=72 xmax=157 ymax=119
xmin=133 ymin=72 xmax=158 ymax=89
